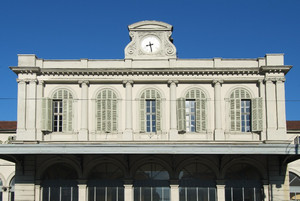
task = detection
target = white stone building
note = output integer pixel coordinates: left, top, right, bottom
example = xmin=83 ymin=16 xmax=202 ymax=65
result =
xmin=1 ymin=20 xmax=299 ymax=201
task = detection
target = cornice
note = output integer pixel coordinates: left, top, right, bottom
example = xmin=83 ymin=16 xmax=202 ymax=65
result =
xmin=10 ymin=67 xmax=40 ymax=74
xmin=10 ymin=65 xmax=291 ymax=76
xmin=260 ymin=65 xmax=292 ymax=74
xmin=39 ymin=67 xmax=261 ymax=76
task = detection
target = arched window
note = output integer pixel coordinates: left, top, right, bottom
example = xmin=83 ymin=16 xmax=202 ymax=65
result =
xmin=41 ymin=163 xmax=78 ymax=201
xmin=140 ymin=89 xmax=162 ymax=133
xmin=225 ymin=163 xmax=263 ymax=201
xmin=87 ymin=163 xmax=124 ymax=201
xmin=9 ymin=177 xmax=14 ymax=201
xmin=229 ymin=88 xmax=262 ymax=132
xmin=134 ymin=163 xmax=170 ymax=201
xmin=289 ymin=172 xmax=300 ymax=200
xmin=42 ymin=89 xmax=74 ymax=132
xmin=177 ymin=88 xmax=207 ymax=133
xmin=96 ymin=89 xmax=118 ymax=133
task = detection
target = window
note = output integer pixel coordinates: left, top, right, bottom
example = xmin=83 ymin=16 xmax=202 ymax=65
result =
xmin=185 ymin=100 xmax=196 ymax=132
xmin=134 ymin=163 xmax=170 ymax=201
xmin=87 ymin=163 xmax=124 ymax=201
xmin=229 ymin=88 xmax=262 ymax=132
xmin=289 ymin=172 xmax=300 ymax=200
xmin=140 ymin=89 xmax=161 ymax=133
xmin=41 ymin=163 xmax=78 ymax=201
xmin=146 ymin=100 xmax=156 ymax=132
xmin=42 ymin=89 xmax=73 ymax=132
xmin=225 ymin=164 xmax=263 ymax=201
xmin=177 ymin=89 xmax=207 ymax=133
xmin=96 ymin=89 xmax=118 ymax=133
xmin=241 ymin=100 xmax=251 ymax=132
xmin=53 ymin=100 xmax=63 ymax=132
xmin=179 ymin=162 xmax=216 ymax=201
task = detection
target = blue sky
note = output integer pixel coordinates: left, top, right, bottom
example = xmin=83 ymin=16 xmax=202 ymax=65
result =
xmin=0 ymin=0 xmax=300 ymax=120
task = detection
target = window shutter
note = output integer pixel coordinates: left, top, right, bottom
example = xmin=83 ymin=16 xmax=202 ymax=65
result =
xmin=62 ymin=99 xmax=73 ymax=132
xmin=156 ymin=99 xmax=161 ymax=132
xmin=140 ymin=98 xmax=146 ymax=132
xmin=230 ymin=98 xmax=241 ymax=131
xmin=196 ymin=99 xmax=207 ymax=132
xmin=252 ymin=97 xmax=263 ymax=131
xmin=177 ymin=98 xmax=186 ymax=132
xmin=236 ymin=99 xmax=241 ymax=131
xmin=96 ymin=99 xmax=101 ymax=131
xmin=41 ymin=98 xmax=53 ymax=132
xmin=112 ymin=99 xmax=118 ymax=132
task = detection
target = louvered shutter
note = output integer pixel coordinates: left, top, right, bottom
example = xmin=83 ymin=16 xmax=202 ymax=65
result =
xmin=62 ymin=99 xmax=73 ymax=132
xmin=112 ymin=99 xmax=118 ymax=132
xmin=196 ymin=99 xmax=207 ymax=132
xmin=140 ymin=98 xmax=146 ymax=132
xmin=96 ymin=99 xmax=101 ymax=131
xmin=230 ymin=98 xmax=241 ymax=131
xmin=156 ymin=99 xmax=161 ymax=132
xmin=251 ymin=97 xmax=263 ymax=131
xmin=177 ymin=98 xmax=186 ymax=132
xmin=41 ymin=98 xmax=53 ymax=132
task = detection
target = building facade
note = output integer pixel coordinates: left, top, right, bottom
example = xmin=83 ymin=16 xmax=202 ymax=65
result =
xmin=1 ymin=20 xmax=299 ymax=201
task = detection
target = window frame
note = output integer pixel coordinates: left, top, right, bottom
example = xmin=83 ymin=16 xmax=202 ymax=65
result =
xmin=53 ymin=100 xmax=63 ymax=132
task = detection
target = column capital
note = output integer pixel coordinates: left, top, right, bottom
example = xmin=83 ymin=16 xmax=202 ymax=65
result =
xmin=212 ymin=79 xmax=224 ymax=86
xmin=275 ymin=77 xmax=286 ymax=83
xmin=258 ymin=79 xmax=264 ymax=84
xmin=16 ymin=79 xmax=26 ymax=84
xmin=167 ymin=80 xmax=178 ymax=85
xmin=264 ymin=77 xmax=276 ymax=83
xmin=78 ymin=80 xmax=89 ymax=87
xmin=38 ymin=80 xmax=45 ymax=86
xmin=28 ymin=79 xmax=38 ymax=84
xmin=123 ymin=80 xmax=134 ymax=87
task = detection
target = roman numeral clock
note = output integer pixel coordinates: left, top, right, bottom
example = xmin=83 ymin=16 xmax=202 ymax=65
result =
xmin=125 ymin=21 xmax=177 ymax=59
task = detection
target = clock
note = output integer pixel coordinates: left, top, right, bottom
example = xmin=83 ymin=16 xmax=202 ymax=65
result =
xmin=140 ymin=35 xmax=161 ymax=54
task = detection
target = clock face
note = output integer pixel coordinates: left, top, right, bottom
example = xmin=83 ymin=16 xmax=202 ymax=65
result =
xmin=140 ymin=35 xmax=161 ymax=54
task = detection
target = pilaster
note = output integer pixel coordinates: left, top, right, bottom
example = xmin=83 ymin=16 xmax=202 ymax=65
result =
xmin=276 ymin=77 xmax=287 ymax=134
xmin=36 ymin=80 xmax=44 ymax=141
xmin=258 ymin=79 xmax=267 ymax=141
xmin=168 ymin=80 xmax=178 ymax=140
xmin=265 ymin=78 xmax=276 ymax=139
xmin=213 ymin=80 xmax=224 ymax=140
xmin=78 ymin=180 xmax=87 ymax=201
xmin=263 ymin=180 xmax=269 ymax=201
xmin=170 ymin=180 xmax=179 ymax=201
xmin=123 ymin=80 xmax=134 ymax=140
xmin=124 ymin=181 xmax=133 ymax=201
xmin=78 ymin=81 xmax=89 ymax=141
xmin=216 ymin=180 xmax=225 ymax=201
xmin=16 ymin=79 xmax=26 ymax=139
xmin=35 ymin=180 xmax=41 ymax=201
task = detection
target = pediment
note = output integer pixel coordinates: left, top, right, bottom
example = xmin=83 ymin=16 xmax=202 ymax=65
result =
xmin=128 ymin=20 xmax=172 ymax=31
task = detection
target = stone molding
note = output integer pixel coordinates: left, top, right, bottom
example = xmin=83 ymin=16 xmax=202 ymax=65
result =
xmin=212 ymin=79 xmax=224 ymax=86
xmin=78 ymin=80 xmax=90 ymax=87
xmin=167 ymin=80 xmax=178 ymax=87
xmin=122 ymin=80 xmax=134 ymax=87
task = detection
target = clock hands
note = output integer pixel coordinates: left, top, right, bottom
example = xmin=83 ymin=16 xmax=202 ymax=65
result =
xmin=146 ymin=41 xmax=154 ymax=52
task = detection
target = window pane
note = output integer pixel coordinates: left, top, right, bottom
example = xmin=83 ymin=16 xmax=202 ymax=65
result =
xmin=244 ymin=188 xmax=254 ymax=201
xmin=233 ymin=188 xmax=242 ymax=201
xmin=61 ymin=187 xmax=72 ymax=201
xmin=51 ymin=187 xmax=60 ymax=201
xmin=209 ymin=188 xmax=216 ymax=201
